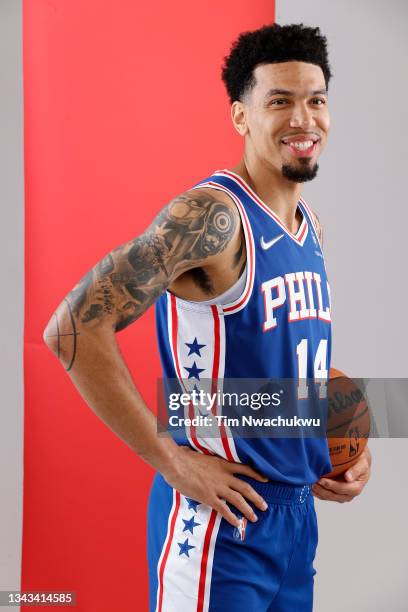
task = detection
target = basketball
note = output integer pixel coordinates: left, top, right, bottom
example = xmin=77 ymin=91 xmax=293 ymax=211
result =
xmin=323 ymin=368 xmax=370 ymax=478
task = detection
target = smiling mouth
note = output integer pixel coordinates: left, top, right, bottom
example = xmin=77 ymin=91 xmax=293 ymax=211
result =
xmin=281 ymin=139 xmax=319 ymax=158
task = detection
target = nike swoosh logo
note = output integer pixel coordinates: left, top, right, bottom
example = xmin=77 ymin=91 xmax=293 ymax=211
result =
xmin=260 ymin=234 xmax=284 ymax=250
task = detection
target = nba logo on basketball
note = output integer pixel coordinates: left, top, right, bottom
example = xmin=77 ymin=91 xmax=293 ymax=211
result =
xmin=233 ymin=517 xmax=247 ymax=541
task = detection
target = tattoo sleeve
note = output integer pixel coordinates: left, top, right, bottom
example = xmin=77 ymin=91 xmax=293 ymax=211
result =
xmin=312 ymin=210 xmax=323 ymax=247
xmin=43 ymin=190 xmax=238 ymax=369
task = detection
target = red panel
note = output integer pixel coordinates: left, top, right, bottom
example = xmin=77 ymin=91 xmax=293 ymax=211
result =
xmin=22 ymin=1 xmax=275 ymax=610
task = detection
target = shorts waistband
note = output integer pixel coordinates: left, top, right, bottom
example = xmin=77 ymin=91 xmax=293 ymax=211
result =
xmin=237 ymin=475 xmax=312 ymax=505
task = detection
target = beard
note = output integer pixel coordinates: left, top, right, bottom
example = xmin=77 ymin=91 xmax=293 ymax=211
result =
xmin=282 ymin=158 xmax=319 ymax=183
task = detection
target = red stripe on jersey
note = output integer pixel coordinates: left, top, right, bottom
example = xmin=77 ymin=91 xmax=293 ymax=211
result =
xmin=204 ymin=180 xmax=255 ymax=313
xmin=170 ymin=294 xmax=210 ymax=455
xmin=218 ymin=170 xmax=308 ymax=246
xmin=210 ymin=305 xmax=234 ymax=461
xmin=157 ymin=490 xmax=181 ymax=612
xmin=197 ymin=509 xmax=218 ymax=612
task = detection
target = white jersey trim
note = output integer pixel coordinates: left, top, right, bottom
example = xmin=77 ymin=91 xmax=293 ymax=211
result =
xmin=155 ymin=490 xmax=223 ymax=612
xmin=163 ymin=179 xmax=256 ymax=316
xmin=190 ymin=180 xmax=256 ymax=315
xmin=166 ymin=292 xmax=240 ymax=462
xmin=214 ymin=169 xmax=309 ymax=247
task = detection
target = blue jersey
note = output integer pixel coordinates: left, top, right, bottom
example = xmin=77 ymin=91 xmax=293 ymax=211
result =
xmin=155 ymin=169 xmax=332 ymax=484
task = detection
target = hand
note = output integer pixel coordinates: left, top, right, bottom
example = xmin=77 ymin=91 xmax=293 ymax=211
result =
xmin=163 ymin=446 xmax=269 ymax=527
xmin=312 ymin=446 xmax=372 ymax=503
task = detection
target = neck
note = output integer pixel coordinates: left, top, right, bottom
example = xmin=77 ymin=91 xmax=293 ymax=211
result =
xmin=230 ymin=155 xmax=304 ymax=233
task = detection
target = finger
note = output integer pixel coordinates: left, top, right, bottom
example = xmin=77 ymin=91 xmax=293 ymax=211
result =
xmin=229 ymin=462 xmax=269 ymax=482
xmin=312 ymin=483 xmax=351 ymax=503
xmin=312 ymin=489 xmax=328 ymax=501
xmin=213 ymin=499 xmax=241 ymax=527
xmin=312 ymin=486 xmax=349 ymax=503
xmin=313 ymin=491 xmax=342 ymax=503
xmin=362 ymin=445 xmax=372 ymax=466
xmin=344 ymin=454 xmax=370 ymax=482
xmin=230 ymin=478 xmax=268 ymax=512
xmin=317 ymin=478 xmax=364 ymax=496
xmin=344 ymin=463 xmax=368 ymax=482
xmin=224 ymin=490 xmax=259 ymax=523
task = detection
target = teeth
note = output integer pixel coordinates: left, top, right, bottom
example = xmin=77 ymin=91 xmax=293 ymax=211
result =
xmin=287 ymin=140 xmax=314 ymax=150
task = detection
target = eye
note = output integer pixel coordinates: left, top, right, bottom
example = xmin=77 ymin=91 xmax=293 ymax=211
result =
xmin=312 ymin=98 xmax=326 ymax=105
xmin=270 ymin=99 xmax=289 ymax=106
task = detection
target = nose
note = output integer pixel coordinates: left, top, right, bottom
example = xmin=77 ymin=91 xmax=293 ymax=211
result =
xmin=289 ymin=103 xmax=316 ymax=129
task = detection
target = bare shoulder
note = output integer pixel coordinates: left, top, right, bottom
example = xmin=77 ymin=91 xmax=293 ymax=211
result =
xmin=194 ymin=185 xmax=239 ymax=207
xmin=311 ymin=209 xmax=324 ymax=247
xmin=164 ymin=186 xmax=242 ymax=253
xmin=44 ymin=186 xmax=243 ymax=351
xmin=187 ymin=185 xmax=242 ymax=226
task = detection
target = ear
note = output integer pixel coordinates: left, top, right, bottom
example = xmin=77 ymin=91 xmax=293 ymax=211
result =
xmin=231 ymin=100 xmax=248 ymax=137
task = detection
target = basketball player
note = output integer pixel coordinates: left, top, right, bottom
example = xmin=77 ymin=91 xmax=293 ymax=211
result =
xmin=43 ymin=23 xmax=371 ymax=611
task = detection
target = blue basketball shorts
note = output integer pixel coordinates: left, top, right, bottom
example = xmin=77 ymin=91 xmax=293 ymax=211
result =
xmin=147 ymin=471 xmax=318 ymax=612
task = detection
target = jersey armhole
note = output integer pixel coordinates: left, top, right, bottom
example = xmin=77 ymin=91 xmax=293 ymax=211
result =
xmin=299 ymin=198 xmax=323 ymax=250
xmin=189 ymin=181 xmax=255 ymax=315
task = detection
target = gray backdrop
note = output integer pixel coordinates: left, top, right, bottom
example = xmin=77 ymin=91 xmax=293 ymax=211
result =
xmin=1 ymin=0 xmax=407 ymax=610
xmin=0 ymin=0 xmax=24 ymax=607
xmin=276 ymin=1 xmax=408 ymax=609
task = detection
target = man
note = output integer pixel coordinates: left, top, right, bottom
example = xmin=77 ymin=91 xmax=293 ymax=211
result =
xmin=44 ymin=23 xmax=371 ymax=612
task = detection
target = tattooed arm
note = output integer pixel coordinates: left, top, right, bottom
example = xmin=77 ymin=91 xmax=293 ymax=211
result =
xmin=43 ymin=189 xmax=268 ymax=527
xmin=311 ymin=210 xmax=323 ymax=247
xmin=44 ymin=190 xmax=239 ymax=367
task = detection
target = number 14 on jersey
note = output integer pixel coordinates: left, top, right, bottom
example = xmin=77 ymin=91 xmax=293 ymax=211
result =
xmin=296 ymin=338 xmax=328 ymax=399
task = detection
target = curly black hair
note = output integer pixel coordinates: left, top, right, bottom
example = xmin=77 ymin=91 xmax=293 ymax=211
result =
xmin=221 ymin=23 xmax=332 ymax=104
